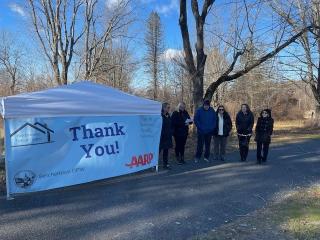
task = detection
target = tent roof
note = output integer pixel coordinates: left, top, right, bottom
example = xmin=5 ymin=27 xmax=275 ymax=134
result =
xmin=1 ymin=81 xmax=161 ymax=118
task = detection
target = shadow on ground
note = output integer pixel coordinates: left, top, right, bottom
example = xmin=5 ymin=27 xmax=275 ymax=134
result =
xmin=0 ymin=139 xmax=319 ymax=240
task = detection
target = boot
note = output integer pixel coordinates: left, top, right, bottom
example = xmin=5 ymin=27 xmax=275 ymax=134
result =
xmin=181 ymin=155 xmax=186 ymax=164
xmin=176 ymin=155 xmax=183 ymax=165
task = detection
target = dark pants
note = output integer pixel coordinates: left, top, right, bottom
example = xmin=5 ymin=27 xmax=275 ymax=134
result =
xmin=238 ymin=136 xmax=251 ymax=161
xmin=214 ymin=136 xmax=227 ymax=158
xmin=256 ymin=141 xmax=270 ymax=163
xmin=160 ymin=148 xmax=169 ymax=166
xmin=196 ymin=133 xmax=212 ymax=159
xmin=174 ymin=135 xmax=188 ymax=158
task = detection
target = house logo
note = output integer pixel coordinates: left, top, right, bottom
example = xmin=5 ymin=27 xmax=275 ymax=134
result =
xmin=14 ymin=170 xmax=36 ymax=188
xmin=10 ymin=122 xmax=54 ymax=147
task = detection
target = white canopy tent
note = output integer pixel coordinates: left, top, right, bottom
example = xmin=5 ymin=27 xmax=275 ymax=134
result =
xmin=1 ymin=81 xmax=161 ymax=119
xmin=2 ymin=81 xmax=162 ymax=199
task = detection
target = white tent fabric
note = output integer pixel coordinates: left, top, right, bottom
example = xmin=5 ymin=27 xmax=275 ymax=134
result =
xmin=1 ymin=81 xmax=161 ymax=118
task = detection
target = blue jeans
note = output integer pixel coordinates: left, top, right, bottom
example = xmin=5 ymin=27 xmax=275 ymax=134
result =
xmin=196 ymin=133 xmax=212 ymax=159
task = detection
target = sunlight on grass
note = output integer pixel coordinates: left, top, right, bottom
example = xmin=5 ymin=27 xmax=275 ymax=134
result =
xmin=277 ymin=186 xmax=320 ymax=240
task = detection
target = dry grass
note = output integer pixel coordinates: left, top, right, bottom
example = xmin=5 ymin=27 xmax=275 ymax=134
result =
xmin=192 ymin=185 xmax=320 ymax=240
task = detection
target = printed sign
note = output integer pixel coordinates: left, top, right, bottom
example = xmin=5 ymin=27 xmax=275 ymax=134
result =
xmin=5 ymin=115 xmax=162 ymax=195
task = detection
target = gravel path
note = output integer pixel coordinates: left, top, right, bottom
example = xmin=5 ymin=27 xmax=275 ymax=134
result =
xmin=0 ymin=139 xmax=319 ymax=240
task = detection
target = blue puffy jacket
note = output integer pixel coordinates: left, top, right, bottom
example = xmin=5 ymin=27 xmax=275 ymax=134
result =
xmin=194 ymin=106 xmax=217 ymax=134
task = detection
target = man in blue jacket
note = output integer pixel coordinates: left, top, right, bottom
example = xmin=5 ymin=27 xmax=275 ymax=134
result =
xmin=194 ymin=99 xmax=217 ymax=163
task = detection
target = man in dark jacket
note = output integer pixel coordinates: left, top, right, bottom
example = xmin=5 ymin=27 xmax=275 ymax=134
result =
xmin=171 ymin=102 xmax=193 ymax=164
xmin=213 ymin=105 xmax=232 ymax=161
xmin=236 ymin=104 xmax=254 ymax=161
xmin=255 ymin=109 xmax=274 ymax=164
xmin=194 ymin=100 xmax=217 ymax=163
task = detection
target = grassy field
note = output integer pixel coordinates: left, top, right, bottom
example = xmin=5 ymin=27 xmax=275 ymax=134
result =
xmin=193 ymin=185 xmax=320 ymax=240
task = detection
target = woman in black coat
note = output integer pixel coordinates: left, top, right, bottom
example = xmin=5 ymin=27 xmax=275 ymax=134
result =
xmin=236 ymin=104 xmax=254 ymax=161
xmin=171 ymin=102 xmax=193 ymax=164
xmin=255 ymin=109 xmax=274 ymax=164
xmin=160 ymin=102 xmax=173 ymax=169
xmin=213 ymin=105 xmax=232 ymax=161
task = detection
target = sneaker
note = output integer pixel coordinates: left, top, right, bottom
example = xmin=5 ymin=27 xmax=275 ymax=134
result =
xmin=204 ymin=158 xmax=209 ymax=163
xmin=194 ymin=158 xmax=199 ymax=163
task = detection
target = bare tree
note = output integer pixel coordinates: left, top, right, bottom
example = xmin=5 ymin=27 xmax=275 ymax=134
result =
xmin=28 ymin=0 xmax=85 ymax=85
xmin=144 ymin=11 xmax=164 ymax=100
xmin=0 ymin=32 xmax=24 ymax=95
xmin=179 ymin=0 xmax=214 ymax=110
xmin=82 ymin=0 xmax=134 ymax=80
xmin=270 ymin=0 xmax=320 ymax=116
xmin=179 ymin=0 xmax=315 ymax=112
xmin=94 ymin=41 xmax=136 ymax=91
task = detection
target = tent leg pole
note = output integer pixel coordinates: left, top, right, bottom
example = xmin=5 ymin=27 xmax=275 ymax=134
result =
xmin=155 ymin=165 xmax=159 ymax=173
xmin=6 ymin=192 xmax=14 ymax=200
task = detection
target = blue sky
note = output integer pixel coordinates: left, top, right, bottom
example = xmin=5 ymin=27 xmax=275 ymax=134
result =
xmin=0 ymin=0 xmax=185 ymax=54
xmin=0 ymin=0 xmax=187 ymax=86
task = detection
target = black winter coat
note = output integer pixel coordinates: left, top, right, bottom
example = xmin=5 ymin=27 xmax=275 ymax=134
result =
xmin=160 ymin=113 xmax=173 ymax=150
xmin=236 ymin=111 xmax=254 ymax=135
xmin=255 ymin=117 xmax=274 ymax=143
xmin=171 ymin=110 xmax=192 ymax=137
xmin=214 ymin=112 xmax=233 ymax=137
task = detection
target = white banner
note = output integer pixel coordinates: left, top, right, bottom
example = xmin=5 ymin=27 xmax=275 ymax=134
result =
xmin=5 ymin=115 xmax=162 ymax=195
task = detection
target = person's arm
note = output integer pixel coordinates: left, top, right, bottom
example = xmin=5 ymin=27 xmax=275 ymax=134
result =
xmin=186 ymin=111 xmax=193 ymax=125
xmin=270 ymin=118 xmax=274 ymax=135
xmin=255 ymin=118 xmax=260 ymax=133
xmin=212 ymin=109 xmax=217 ymax=130
xmin=249 ymin=113 xmax=254 ymax=132
xmin=194 ymin=109 xmax=202 ymax=132
xmin=227 ymin=114 xmax=233 ymax=133
xmin=235 ymin=113 xmax=240 ymax=133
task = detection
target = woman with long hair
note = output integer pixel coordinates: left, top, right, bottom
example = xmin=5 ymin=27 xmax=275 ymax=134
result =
xmin=160 ymin=102 xmax=173 ymax=169
xmin=171 ymin=102 xmax=193 ymax=164
xmin=236 ymin=104 xmax=254 ymax=162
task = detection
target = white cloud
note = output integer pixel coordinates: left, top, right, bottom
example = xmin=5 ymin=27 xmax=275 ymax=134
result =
xmin=106 ymin=0 xmax=122 ymax=9
xmin=156 ymin=0 xmax=178 ymax=16
xmin=9 ymin=3 xmax=26 ymax=17
xmin=161 ymin=48 xmax=183 ymax=61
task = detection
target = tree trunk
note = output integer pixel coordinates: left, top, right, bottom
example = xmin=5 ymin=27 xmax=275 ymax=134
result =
xmin=193 ymin=73 xmax=204 ymax=112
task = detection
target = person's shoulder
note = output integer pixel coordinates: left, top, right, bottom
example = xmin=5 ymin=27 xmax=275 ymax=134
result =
xmin=172 ymin=110 xmax=178 ymax=115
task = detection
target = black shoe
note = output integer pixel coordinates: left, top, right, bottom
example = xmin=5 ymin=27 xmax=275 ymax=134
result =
xmin=163 ymin=165 xmax=171 ymax=170
xmin=181 ymin=156 xmax=186 ymax=164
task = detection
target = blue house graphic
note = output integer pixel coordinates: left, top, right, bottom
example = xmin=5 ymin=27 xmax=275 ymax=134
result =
xmin=10 ymin=122 xmax=54 ymax=147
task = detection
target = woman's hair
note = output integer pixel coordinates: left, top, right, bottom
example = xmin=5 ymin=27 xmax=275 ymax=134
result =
xmin=240 ymin=103 xmax=251 ymax=112
xmin=260 ymin=109 xmax=272 ymax=118
xmin=177 ymin=102 xmax=186 ymax=111
xmin=162 ymin=102 xmax=170 ymax=114
xmin=217 ymin=105 xmax=225 ymax=110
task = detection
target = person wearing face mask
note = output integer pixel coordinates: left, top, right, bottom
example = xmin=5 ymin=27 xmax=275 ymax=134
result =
xmin=236 ymin=104 xmax=254 ymax=162
xmin=194 ymin=99 xmax=217 ymax=163
xmin=255 ymin=109 xmax=274 ymax=164
xmin=160 ymin=102 xmax=173 ymax=170
xmin=171 ymin=102 xmax=193 ymax=165
xmin=213 ymin=105 xmax=232 ymax=161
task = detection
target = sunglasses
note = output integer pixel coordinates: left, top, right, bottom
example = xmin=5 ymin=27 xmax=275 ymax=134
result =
xmin=218 ymin=109 xmax=224 ymax=111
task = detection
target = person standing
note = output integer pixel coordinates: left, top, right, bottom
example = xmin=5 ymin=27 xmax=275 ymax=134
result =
xmin=194 ymin=100 xmax=217 ymax=163
xmin=255 ymin=109 xmax=274 ymax=164
xmin=236 ymin=104 xmax=254 ymax=162
xmin=160 ymin=102 xmax=173 ymax=169
xmin=171 ymin=102 xmax=193 ymax=165
xmin=213 ymin=105 xmax=232 ymax=161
